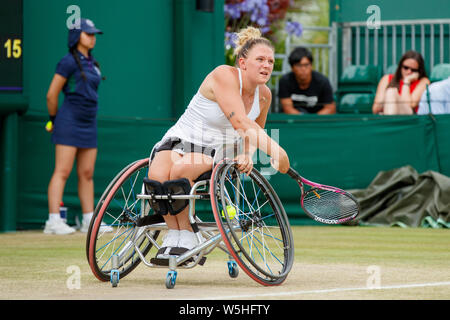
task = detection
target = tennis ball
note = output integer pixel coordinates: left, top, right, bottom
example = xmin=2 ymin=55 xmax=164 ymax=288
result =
xmin=45 ymin=120 xmax=53 ymax=132
xmin=221 ymin=205 xmax=237 ymax=219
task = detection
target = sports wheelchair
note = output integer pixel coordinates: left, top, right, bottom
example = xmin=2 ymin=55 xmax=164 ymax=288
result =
xmin=86 ymin=157 xmax=294 ymax=289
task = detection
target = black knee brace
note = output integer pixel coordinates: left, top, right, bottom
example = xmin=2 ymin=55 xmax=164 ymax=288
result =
xmin=163 ymin=178 xmax=191 ymax=215
xmin=143 ymin=178 xmax=191 ymax=215
xmin=143 ymin=178 xmax=168 ymax=215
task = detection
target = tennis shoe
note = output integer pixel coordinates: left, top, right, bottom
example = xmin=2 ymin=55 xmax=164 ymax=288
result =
xmin=156 ymin=229 xmax=180 ymax=259
xmin=178 ymin=230 xmax=205 ymax=250
xmin=43 ymin=219 xmax=76 ymax=235
xmin=80 ymin=219 xmax=113 ymax=233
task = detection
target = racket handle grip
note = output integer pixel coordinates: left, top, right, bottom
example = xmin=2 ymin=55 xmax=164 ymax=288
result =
xmin=287 ymin=167 xmax=300 ymax=180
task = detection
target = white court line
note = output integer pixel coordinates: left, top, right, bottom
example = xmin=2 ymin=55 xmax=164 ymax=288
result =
xmin=200 ymin=281 xmax=450 ymax=300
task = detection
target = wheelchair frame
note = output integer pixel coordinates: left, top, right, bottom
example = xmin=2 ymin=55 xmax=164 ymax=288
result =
xmin=86 ymin=158 xmax=294 ymax=289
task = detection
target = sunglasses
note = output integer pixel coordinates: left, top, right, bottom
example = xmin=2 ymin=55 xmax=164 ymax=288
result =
xmin=402 ymin=65 xmax=419 ymax=72
xmin=294 ymin=62 xmax=312 ymax=68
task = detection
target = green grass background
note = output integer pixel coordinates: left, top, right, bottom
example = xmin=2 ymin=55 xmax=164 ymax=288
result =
xmin=0 ymin=226 xmax=449 ymax=299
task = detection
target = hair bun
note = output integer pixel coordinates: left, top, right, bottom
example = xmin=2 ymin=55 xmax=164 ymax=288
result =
xmin=234 ymin=26 xmax=262 ymax=56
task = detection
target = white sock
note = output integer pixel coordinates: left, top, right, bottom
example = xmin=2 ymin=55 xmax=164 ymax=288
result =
xmin=179 ymin=229 xmax=204 ymax=244
xmin=167 ymin=229 xmax=180 ymax=236
xmin=49 ymin=213 xmax=61 ymax=221
xmin=83 ymin=212 xmax=94 ymax=222
xmin=161 ymin=229 xmax=180 ymax=248
xmin=179 ymin=229 xmax=197 ymax=243
xmin=179 ymin=229 xmax=194 ymax=236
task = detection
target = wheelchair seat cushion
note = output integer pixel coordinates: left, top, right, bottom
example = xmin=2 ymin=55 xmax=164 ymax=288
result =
xmin=143 ymin=178 xmax=168 ymax=215
xmin=194 ymin=170 xmax=212 ymax=182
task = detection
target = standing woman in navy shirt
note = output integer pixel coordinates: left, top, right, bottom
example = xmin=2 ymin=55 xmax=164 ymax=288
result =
xmin=45 ymin=18 xmax=110 ymax=234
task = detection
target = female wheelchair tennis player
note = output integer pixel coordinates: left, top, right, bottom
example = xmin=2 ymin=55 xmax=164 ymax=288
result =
xmin=86 ymin=26 xmax=294 ymax=288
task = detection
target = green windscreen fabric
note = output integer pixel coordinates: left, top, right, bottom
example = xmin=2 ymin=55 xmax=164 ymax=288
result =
xmin=350 ymin=166 xmax=450 ymax=228
xmin=14 ymin=113 xmax=450 ymax=229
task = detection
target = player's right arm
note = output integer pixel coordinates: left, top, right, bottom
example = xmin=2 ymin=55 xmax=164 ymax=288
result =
xmin=209 ymin=65 xmax=290 ymax=173
xmin=46 ymin=74 xmax=67 ymax=116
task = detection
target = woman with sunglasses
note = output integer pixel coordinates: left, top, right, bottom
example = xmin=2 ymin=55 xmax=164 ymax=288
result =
xmin=373 ymin=50 xmax=430 ymax=114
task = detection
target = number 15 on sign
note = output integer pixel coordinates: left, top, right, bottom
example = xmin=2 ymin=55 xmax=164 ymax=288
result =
xmin=4 ymin=39 xmax=22 ymax=59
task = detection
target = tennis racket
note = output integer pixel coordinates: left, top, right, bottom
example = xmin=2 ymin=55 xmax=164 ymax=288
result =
xmin=287 ymin=167 xmax=360 ymax=224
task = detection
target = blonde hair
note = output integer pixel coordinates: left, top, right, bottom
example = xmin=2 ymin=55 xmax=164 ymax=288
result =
xmin=233 ymin=26 xmax=274 ymax=63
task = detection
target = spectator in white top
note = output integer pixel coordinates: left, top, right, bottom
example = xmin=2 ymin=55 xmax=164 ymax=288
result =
xmin=417 ymin=77 xmax=450 ymax=114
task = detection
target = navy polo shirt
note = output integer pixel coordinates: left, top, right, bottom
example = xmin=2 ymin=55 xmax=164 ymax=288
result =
xmin=55 ymin=50 xmax=102 ymax=106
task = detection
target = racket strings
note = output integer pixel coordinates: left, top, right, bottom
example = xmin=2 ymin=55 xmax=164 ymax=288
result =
xmin=302 ymin=188 xmax=358 ymax=221
xmin=304 ymin=192 xmax=356 ymax=218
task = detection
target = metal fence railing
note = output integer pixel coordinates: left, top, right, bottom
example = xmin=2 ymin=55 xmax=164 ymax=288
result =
xmin=339 ymin=19 xmax=450 ymax=76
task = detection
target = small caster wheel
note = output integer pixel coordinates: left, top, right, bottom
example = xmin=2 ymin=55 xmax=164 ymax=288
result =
xmin=110 ymin=270 xmax=120 ymax=287
xmin=110 ymin=255 xmax=120 ymax=287
xmin=166 ymin=271 xmax=177 ymax=289
xmin=227 ymin=261 xmax=239 ymax=278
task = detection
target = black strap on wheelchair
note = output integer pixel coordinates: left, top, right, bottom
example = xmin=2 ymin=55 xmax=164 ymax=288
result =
xmin=162 ymin=178 xmax=191 ymax=215
xmin=193 ymin=170 xmax=212 ymax=182
xmin=143 ymin=178 xmax=168 ymax=215
xmin=143 ymin=177 xmax=192 ymax=216
xmin=136 ymin=214 xmax=165 ymax=227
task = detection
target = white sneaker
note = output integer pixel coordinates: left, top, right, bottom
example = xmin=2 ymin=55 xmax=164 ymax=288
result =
xmin=43 ymin=219 xmax=76 ymax=235
xmin=156 ymin=229 xmax=180 ymax=259
xmin=80 ymin=219 xmax=113 ymax=233
xmin=162 ymin=229 xmax=180 ymax=247
xmin=178 ymin=230 xmax=205 ymax=250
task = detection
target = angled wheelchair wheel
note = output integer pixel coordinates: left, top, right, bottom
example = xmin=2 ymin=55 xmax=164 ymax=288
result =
xmin=86 ymin=159 xmax=142 ymax=262
xmin=87 ymin=158 xmax=159 ymax=282
xmin=210 ymin=160 xmax=294 ymax=286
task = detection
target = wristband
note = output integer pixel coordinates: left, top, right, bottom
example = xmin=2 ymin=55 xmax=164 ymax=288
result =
xmin=49 ymin=115 xmax=56 ymax=122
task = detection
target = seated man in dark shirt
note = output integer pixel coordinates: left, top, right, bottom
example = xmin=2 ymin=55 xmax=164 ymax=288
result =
xmin=278 ymin=47 xmax=336 ymax=114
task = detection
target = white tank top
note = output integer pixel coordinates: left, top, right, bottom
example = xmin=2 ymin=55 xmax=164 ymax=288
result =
xmin=158 ymin=68 xmax=261 ymax=150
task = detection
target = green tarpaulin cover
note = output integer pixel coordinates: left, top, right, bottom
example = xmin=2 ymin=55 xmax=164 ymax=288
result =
xmin=350 ymin=166 xmax=450 ymax=228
